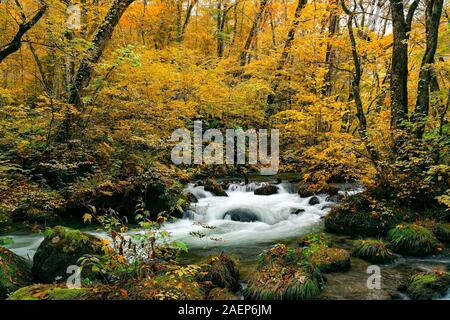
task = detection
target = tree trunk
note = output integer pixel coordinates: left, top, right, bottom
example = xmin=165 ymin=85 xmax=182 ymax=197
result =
xmin=239 ymin=0 xmax=268 ymax=66
xmin=411 ymin=0 xmax=444 ymax=139
xmin=265 ymin=0 xmax=307 ymax=118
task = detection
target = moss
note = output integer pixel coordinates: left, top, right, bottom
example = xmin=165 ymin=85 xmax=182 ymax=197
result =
xmin=32 ymin=226 xmax=103 ymax=283
xmin=324 ymin=193 xmax=409 ymax=237
xmin=0 ymin=247 xmax=32 ymax=299
xmin=207 ymin=288 xmax=238 ymax=300
xmin=8 ymin=284 xmax=91 ymax=300
xmin=302 ymin=244 xmax=351 ymax=273
xmin=405 ymin=272 xmax=450 ymax=300
xmin=352 ymin=239 xmax=394 ymax=263
xmin=198 ymin=253 xmax=240 ymax=293
xmin=245 ymin=244 xmax=325 ymax=300
xmin=297 ymin=233 xmax=332 ymax=247
xmin=434 ymin=223 xmax=450 ymax=243
xmin=387 ymin=223 xmax=439 ymax=256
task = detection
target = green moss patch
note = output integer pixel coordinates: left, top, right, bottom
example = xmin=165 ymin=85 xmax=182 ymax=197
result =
xmin=302 ymin=244 xmax=351 ymax=273
xmin=8 ymin=284 xmax=91 ymax=300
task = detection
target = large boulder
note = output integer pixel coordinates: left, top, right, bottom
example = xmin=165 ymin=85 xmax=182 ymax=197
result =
xmin=32 ymin=226 xmax=103 ymax=283
xmin=302 ymin=244 xmax=351 ymax=273
xmin=297 ymin=182 xmax=315 ymax=198
xmin=254 ymin=185 xmax=278 ymax=196
xmin=308 ymin=196 xmax=320 ymax=205
xmin=0 ymin=247 xmax=33 ymax=299
xmin=223 ymin=208 xmax=259 ymax=222
xmin=434 ymin=223 xmax=450 ymax=243
xmin=204 ymin=179 xmax=228 ymax=197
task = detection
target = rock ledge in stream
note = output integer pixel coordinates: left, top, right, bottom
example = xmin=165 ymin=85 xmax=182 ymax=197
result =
xmin=204 ymin=179 xmax=228 ymax=197
xmin=404 ymin=272 xmax=450 ymax=300
xmin=254 ymin=185 xmax=278 ymax=196
xmin=8 ymin=284 xmax=92 ymax=300
xmin=0 ymin=247 xmax=33 ymax=299
xmin=32 ymin=226 xmax=103 ymax=283
xmin=223 ymin=208 xmax=259 ymax=222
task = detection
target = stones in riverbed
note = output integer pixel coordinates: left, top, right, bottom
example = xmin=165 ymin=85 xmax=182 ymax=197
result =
xmin=223 ymin=208 xmax=259 ymax=222
xmin=290 ymin=208 xmax=305 ymax=215
xmin=308 ymin=196 xmax=320 ymax=205
xmin=0 ymin=247 xmax=33 ymax=299
xmin=297 ymin=182 xmax=315 ymax=198
xmin=32 ymin=226 xmax=104 ymax=283
xmin=254 ymin=185 xmax=278 ymax=195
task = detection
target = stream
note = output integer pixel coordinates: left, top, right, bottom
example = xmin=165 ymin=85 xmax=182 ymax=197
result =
xmin=2 ymin=181 xmax=449 ymax=300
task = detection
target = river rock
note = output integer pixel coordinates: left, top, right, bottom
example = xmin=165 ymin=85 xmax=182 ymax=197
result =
xmin=254 ymin=185 xmax=278 ymax=196
xmin=405 ymin=272 xmax=450 ymax=300
xmin=308 ymin=196 xmax=320 ymax=205
xmin=223 ymin=208 xmax=259 ymax=222
xmin=0 ymin=247 xmax=33 ymax=299
xmin=204 ymin=179 xmax=228 ymax=197
xmin=32 ymin=226 xmax=103 ymax=283
xmin=298 ymin=182 xmax=315 ymax=198
xmin=291 ymin=208 xmax=305 ymax=215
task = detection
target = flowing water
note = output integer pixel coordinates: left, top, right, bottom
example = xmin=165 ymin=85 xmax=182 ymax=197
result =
xmin=2 ymin=181 xmax=449 ymax=300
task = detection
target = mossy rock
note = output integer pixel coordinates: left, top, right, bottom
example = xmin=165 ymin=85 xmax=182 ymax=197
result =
xmin=32 ymin=226 xmax=103 ymax=283
xmin=123 ymin=276 xmax=204 ymax=300
xmin=405 ymin=272 xmax=450 ymax=300
xmin=434 ymin=223 xmax=450 ymax=243
xmin=297 ymin=233 xmax=332 ymax=248
xmin=297 ymin=182 xmax=315 ymax=198
xmin=352 ymin=239 xmax=394 ymax=263
xmin=324 ymin=193 xmax=404 ymax=237
xmin=198 ymin=253 xmax=240 ymax=293
xmin=387 ymin=223 xmax=439 ymax=256
xmin=207 ymin=288 xmax=238 ymax=300
xmin=254 ymin=185 xmax=278 ymax=195
xmin=8 ymin=284 xmax=92 ymax=300
xmin=204 ymin=179 xmax=228 ymax=197
xmin=0 ymin=247 xmax=33 ymax=299
xmin=302 ymin=244 xmax=351 ymax=273
xmin=246 ymin=244 xmax=325 ymax=300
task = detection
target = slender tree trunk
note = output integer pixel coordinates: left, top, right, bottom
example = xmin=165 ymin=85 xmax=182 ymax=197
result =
xmin=411 ymin=0 xmax=444 ymax=139
xmin=239 ymin=0 xmax=268 ymax=66
xmin=266 ymin=0 xmax=307 ymax=118
xmin=0 ymin=1 xmax=48 ymax=64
